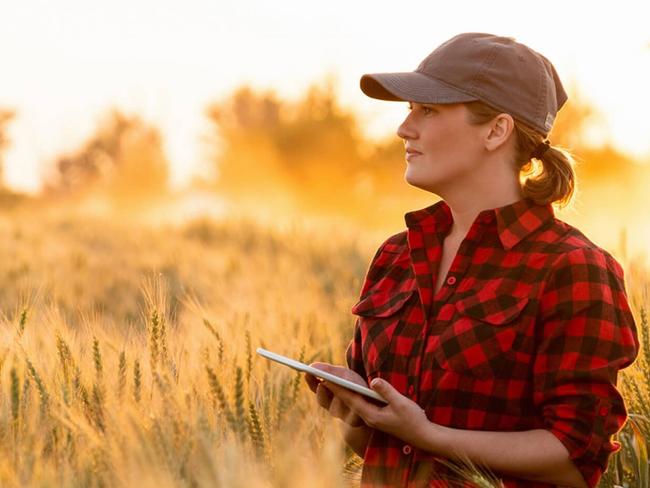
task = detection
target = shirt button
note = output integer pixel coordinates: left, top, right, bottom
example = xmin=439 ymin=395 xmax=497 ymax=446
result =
xmin=402 ymin=444 xmax=412 ymax=455
xmin=408 ymin=384 xmax=415 ymax=395
xmin=446 ymin=276 xmax=457 ymax=285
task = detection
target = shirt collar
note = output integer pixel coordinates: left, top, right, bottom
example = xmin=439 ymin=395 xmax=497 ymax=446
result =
xmin=404 ymin=197 xmax=555 ymax=250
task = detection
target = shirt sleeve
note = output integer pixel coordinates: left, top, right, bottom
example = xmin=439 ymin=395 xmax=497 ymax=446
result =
xmin=345 ymin=237 xmax=392 ymax=380
xmin=345 ymin=316 xmax=367 ymax=379
xmin=533 ymin=247 xmax=639 ymax=487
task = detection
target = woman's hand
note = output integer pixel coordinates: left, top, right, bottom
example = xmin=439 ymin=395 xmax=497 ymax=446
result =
xmin=304 ymin=362 xmax=368 ymax=427
xmin=322 ymin=376 xmax=430 ymax=448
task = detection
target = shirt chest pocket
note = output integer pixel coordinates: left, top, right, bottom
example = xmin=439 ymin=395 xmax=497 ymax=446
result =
xmin=432 ymin=290 xmax=531 ymax=379
xmin=351 ymin=289 xmax=417 ymax=376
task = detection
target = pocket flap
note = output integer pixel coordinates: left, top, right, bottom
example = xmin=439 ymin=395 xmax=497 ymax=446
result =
xmin=455 ymin=293 xmax=530 ymax=325
xmin=351 ymin=289 xmax=416 ymax=317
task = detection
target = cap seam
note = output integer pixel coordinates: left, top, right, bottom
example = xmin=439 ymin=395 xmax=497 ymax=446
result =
xmin=468 ymin=43 xmax=499 ymax=94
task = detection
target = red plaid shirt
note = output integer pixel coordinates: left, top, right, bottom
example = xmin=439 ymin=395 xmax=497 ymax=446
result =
xmin=345 ymin=197 xmax=639 ymax=488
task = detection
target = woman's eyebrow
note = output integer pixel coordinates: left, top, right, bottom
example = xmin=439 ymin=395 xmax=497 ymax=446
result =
xmin=407 ymin=102 xmax=441 ymax=110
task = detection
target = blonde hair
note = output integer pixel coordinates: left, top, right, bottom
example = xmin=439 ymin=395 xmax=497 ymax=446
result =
xmin=464 ymin=101 xmax=576 ymax=209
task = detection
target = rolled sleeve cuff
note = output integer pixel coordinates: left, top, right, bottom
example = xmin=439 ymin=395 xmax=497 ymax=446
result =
xmin=545 ymin=403 xmax=621 ymax=488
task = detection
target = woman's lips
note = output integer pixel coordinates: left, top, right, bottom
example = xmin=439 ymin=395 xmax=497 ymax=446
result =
xmin=405 ymin=150 xmax=422 ymax=161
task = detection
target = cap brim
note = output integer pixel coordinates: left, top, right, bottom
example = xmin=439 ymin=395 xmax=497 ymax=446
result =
xmin=360 ymin=72 xmax=479 ymax=104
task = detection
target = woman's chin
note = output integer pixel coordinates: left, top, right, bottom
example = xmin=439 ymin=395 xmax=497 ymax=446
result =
xmin=404 ymin=170 xmax=426 ymax=188
xmin=404 ymin=172 xmax=438 ymax=193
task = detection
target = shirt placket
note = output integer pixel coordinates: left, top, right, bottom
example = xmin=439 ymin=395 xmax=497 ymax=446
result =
xmin=407 ymin=222 xmax=481 ymax=349
xmin=403 ymin=220 xmax=487 ymax=485
xmin=405 ymin=225 xmax=439 ymax=398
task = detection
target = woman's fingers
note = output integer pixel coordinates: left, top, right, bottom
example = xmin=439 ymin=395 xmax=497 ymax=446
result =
xmin=312 ymin=380 xmax=367 ymax=427
xmin=318 ymin=384 xmax=353 ymax=421
xmin=331 ymin=396 xmax=365 ymax=426
xmin=310 ymin=362 xmax=367 ymax=387
xmin=315 ymin=382 xmax=334 ymax=409
xmin=329 ymin=396 xmax=349 ymax=420
xmin=306 ymin=363 xmax=371 ymax=427
xmin=304 ymin=372 xmax=320 ymax=393
xmin=345 ymin=411 xmax=367 ymax=427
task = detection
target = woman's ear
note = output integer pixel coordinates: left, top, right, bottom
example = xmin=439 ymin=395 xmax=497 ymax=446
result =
xmin=485 ymin=113 xmax=515 ymax=152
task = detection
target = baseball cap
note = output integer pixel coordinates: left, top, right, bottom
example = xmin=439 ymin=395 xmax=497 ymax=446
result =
xmin=360 ymin=33 xmax=567 ymax=136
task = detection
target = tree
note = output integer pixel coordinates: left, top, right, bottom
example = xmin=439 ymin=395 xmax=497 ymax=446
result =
xmin=45 ymin=110 xmax=170 ymax=205
xmin=205 ymin=80 xmax=370 ymax=214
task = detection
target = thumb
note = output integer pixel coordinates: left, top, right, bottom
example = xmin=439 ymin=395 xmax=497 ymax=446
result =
xmin=370 ymin=378 xmax=399 ymax=401
xmin=309 ymin=362 xmax=332 ymax=373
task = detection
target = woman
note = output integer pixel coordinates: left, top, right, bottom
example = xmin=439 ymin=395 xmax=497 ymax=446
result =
xmin=304 ymin=33 xmax=639 ymax=488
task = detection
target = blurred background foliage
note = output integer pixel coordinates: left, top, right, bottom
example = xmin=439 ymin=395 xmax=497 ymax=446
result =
xmin=40 ymin=111 xmax=170 ymax=208
xmin=0 ymin=78 xmax=648 ymax=260
xmin=204 ymin=81 xmax=409 ymax=223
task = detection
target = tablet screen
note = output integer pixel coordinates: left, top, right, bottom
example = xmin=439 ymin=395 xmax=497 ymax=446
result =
xmin=256 ymin=348 xmax=388 ymax=404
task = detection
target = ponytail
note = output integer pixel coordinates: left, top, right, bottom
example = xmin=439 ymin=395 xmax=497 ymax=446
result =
xmin=464 ymin=101 xmax=577 ymax=209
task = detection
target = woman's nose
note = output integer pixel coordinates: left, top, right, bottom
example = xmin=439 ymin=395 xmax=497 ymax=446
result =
xmin=397 ymin=112 xmax=417 ymax=140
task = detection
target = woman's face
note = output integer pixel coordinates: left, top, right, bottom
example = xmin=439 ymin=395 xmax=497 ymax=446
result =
xmin=396 ymin=102 xmax=486 ymax=194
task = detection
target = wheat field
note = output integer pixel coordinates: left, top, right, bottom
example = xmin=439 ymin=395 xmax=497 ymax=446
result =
xmin=0 ymin=205 xmax=647 ymax=488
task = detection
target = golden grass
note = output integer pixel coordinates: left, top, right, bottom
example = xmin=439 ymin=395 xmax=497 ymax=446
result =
xmin=0 ymin=207 xmax=646 ymax=487
xmin=0 ymin=209 xmax=370 ymax=487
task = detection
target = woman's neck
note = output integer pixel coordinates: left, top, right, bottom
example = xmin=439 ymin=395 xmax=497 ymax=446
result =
xmin=444 ymin=191 xmax=525 ymax=240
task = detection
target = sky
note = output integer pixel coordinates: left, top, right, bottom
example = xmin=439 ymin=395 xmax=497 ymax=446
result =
xmin=1 ymin=0 xmax=649 ymax=193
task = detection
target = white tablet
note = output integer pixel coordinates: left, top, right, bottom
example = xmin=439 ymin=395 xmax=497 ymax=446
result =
xmin=256 ymin=347 xmax=388 ymax=404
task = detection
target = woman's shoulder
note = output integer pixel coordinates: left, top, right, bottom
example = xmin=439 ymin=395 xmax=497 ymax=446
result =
xmin=377 ymin=230 xmax=409 ymax=254
xmin=367 ymin=230 xmax=411 ymax=268
xmin=357 ymin=231 xmax=412 ymax=297
xmin=537 ymin=217 xmax=628 ymax=285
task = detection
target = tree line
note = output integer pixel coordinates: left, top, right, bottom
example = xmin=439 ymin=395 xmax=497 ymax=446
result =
xmin=0 ymin=80 xmax=646 ymax=224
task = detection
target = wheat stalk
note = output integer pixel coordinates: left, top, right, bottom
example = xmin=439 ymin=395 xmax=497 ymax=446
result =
xmin=77 ymin=379 xmax=92 ymax=424
xmin=202 ymin=318 xmax=225 ymax=364
xmin=234 ymin=366 xmax=246 ymax=439
xmin=149 ymin=310 xmax=160 ymax=372
xmin=248 ymin=398 xmax=265 ymax=459
xmin=342 ymin=450 xmax=364 ymax=484
xmin=93 ymin=337 xmax=103 ymax=386
xmin=435 ymin=452 xmax=505 ymax=488
xmin=117 ymin=350 xmax=127 ymax=400
xmin=20 ymin=375 xmax=31 ymax=433
xmin=56 ymin=332 xmax=76 ymax=385
xmin=91 ymin=383 xmax=105 ymax=432
xmin=262 ymin=383 xmax=272 ymax=442
xmin=205 ymin=365 xmax=238 ymax=435
xmin=133 ymin=359 xmax=142 ymax=403
xmin=10 ymin=367 xmax=20 ymax=442
xmin=25 ymin=357 xmax=49 ymax=416
xmin=158 ymin=312 xmax=169 ymax=367
xmin=276 ymin=378 xmax=291 ymax=431
xmin=16 ymin=307 xmax=28 ymax=337
xmin=245 ymin=330 xmax=252 ymax=384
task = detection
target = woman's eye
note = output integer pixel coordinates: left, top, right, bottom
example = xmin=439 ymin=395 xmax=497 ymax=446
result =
xmin=406 ymin=103 xmax=435 ymax=114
